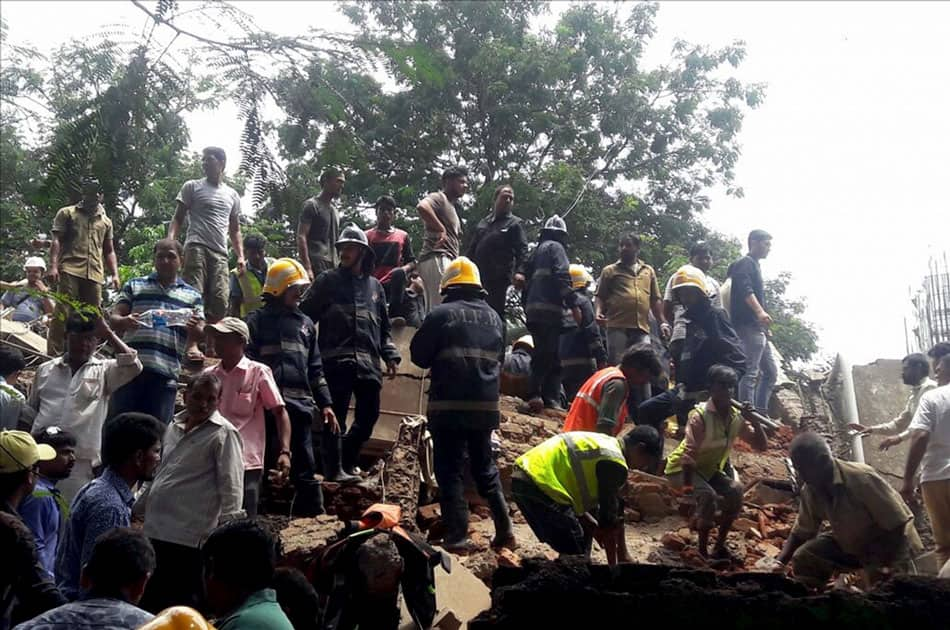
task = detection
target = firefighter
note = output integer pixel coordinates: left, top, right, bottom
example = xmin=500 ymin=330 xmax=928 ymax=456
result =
xmin=559 ymin=264 xmax=607 ymax=402
xmin=246 ymin=258 xmax=336 ymax=516
xmin=521 ymin=215 xmax=582 ymax=413
xmin=301 ymin=225 xmax=400 ymax=483
xmin=410 ymin=257 xmax=515 ymax=553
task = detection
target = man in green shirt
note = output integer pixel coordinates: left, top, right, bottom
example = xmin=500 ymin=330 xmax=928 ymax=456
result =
xmin=203 ymin=519 xmax=293 ymax=630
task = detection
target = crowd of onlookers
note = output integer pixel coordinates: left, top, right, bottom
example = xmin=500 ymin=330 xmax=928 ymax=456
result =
xmin=1 ymin=148 xmax=948 ymax=629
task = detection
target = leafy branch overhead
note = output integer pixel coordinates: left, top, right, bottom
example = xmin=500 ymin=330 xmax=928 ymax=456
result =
xmin=0 ymin=1 xmax=816 ymax=363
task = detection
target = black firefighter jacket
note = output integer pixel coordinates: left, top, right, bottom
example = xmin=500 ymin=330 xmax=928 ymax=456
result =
xmin=409 ymin=293 xmax=504 ymax=432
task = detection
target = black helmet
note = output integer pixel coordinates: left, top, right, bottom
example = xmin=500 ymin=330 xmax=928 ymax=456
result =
xmin=335 ymin=224 xmax=369 ymax=249
xmin=543 ymin=214 xmax=567 ymax=234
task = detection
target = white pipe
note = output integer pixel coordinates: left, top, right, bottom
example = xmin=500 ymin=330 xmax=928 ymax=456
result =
xmin=832 ymin=354 xmax=865 ymax=464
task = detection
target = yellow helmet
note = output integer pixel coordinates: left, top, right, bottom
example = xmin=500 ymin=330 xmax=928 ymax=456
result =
xmin=262 ymin=258 xmax=310 ymax=296
xmin=513 ymin=335 xmax=533 ymax=351
xmin=136 ymin=606 xmax=216 ymax=630
xmin=670 ymin=264 xmax=707 ymax=293
xmin=569 ymin=264 xmax=593 ymax=290
xmin=440 ymin=256 xmax=482 ymax=293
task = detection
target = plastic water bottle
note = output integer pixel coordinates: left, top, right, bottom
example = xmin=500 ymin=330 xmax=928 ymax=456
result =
xmin=134 ymin=308 xmax=195 ymax=328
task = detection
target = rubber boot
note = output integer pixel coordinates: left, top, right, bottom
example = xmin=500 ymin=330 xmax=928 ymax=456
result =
xmin=323 ymin=434 xmax=360 ymax=484
xmin=292 ymin=479 xmax=325 ymax=517
xmin=487 ymin=489 xmax=516 ymax=549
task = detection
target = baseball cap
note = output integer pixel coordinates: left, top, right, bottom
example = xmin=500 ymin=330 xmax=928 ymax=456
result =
xmin=206 ymin=317 xmax=250 ymax=342
xmin=0 ymin=430 xmax=57 ymax=473
xmin=24 ymin=256 xmax=47 ymax=270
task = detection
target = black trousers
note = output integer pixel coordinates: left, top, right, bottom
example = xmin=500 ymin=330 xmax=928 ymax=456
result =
xmin=430 ymin=426 xmax=510 ymax=544
xmin=527 ymin=321 xmax=562 ymax=405
xmin=383 ymin=267 xmax=409 ymax=317
xmin=277 ymin=403 xmax=324 ymax=516
xmin=141 ymin=539 xmax=204 ymax=613
xmin=325 ymin=365 xmax=382 ymax=472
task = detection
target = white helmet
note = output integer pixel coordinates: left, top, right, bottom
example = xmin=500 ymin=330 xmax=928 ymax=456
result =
xmin=542 ymin=215 xmax=568 ymax=234
xmin=24 ymin=256 xmax=47 ymax=271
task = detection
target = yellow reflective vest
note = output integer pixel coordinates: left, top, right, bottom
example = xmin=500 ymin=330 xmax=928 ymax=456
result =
xmin=665 ymin=401 xmax=743 ymax=478
xmin=231 ymin=259 xmax=273 ymax=318
xmin=515 ymin=431 xmax=628 ymax=514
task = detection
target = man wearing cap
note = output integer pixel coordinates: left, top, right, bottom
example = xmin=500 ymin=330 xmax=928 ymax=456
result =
xmin=47 ymin=177 xmax=119 ymax=356
xmin=365 ymin=196 xmax=416 ymax=317
xmin=501 ymin=336 xmax=534 ymax=399
xmin=206 ymin=317 xmax=292 ymax=517
xmin=17 ymin=427 xmax=76 ymax=579
xmin=410 ymin=257 xmax=514 ymax=553
xmin=302 ymin=225 xmax=400 ymax=482
xmin=29 ymin=313 xmax=142 ymax=503
xmin=726 ymin=229 xmax=776 ymax=415
xmin=0 ymin=430 xmax=65 ymax=627
xmin=415 ymin=166 xmax=468 ymax=311
xmin=298 ymin=167 xmax=345 ymax=281
xmin=246 ymin=258 xmax=335 ymax=516
xmin=1 ymin=257 xmax=54 ymax=323
xmin=465 ymin=184 xmax=528 ymax=329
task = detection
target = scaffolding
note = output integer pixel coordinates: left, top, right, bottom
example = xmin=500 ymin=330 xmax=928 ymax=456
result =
xmin=906 ymin=252 xmax=950 ymax=354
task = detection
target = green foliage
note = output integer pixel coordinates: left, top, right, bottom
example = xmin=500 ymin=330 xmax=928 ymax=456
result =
xmin=765 ymin=271 xmax=819 ymax=365
xmin=0 ymin=1 xmax=818 ymax=364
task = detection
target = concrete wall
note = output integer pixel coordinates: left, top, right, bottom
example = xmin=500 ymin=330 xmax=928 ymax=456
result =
xmin=851 ymin=359 xmax=909 ymax=482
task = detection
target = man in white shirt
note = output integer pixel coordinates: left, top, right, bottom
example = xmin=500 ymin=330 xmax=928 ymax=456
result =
xmin=135 ymin=372 xmax=244 ymax=613
xmin=901 ymin=353 xmax=950 ymax=569
xmin=854 ymin=353 xmax=937 ymax=449
xmin=29 ymin=312 xmax=142 ymax=502
xmin=168 ymin=146 xmax=245 ymax=359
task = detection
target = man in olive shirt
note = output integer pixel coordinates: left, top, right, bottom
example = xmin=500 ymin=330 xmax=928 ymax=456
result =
xmin=777 ymin=432 xmax=921 ymax=588
xmin=297 ymin=167 xmax=345 ymax=281
xmin=415 ymin=166 xmax=467 ymax=311
xmin=595 ymin=233 xmax=669 ymax=362
xmin=47 ymin=177 xmax=119 ymax=356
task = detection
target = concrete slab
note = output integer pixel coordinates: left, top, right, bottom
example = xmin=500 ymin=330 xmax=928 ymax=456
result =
xmin=851 ymin=359 xmax=911 ymax=483
xmin=398 ymin=550 xmax=491 ymax=629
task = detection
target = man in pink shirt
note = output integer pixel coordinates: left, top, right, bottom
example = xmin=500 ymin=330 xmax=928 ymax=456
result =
xmin=206 ymin=317 xmax=292 ymax=517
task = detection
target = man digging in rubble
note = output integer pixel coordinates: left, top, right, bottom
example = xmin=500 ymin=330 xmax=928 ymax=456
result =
xmin=301 ymin=224 xmax=400 ymax=483
xmin=561 ymin=343 xmax=663 ymax=439
xmin=776 ymin=432 xmax=922 ymax=589
xmin=638 ymin=265 xmax=745 ymax=438
xmin=511 ymin=426 xmax=662 ymax=565
xmin=665 ymin=364 xmax=768 ymax=563
xmin=410 ymin=257 xmax=515 ymax=554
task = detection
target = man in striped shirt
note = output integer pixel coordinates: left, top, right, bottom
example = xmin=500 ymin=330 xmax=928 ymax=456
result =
xmin=109 ymin=239 xmax=204 ymax=424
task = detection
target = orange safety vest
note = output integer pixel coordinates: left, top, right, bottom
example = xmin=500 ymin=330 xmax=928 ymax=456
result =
xmin=562 ymin=367 xmax=628 ymax=436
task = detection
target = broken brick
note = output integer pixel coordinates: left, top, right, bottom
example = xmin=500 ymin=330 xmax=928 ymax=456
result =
xmin=636 ymin=492 xmax=672 ymax=517
xmin=733 ymin=517 xmax=758 ymax=533
xmin=496 ymin=548 xmax=522 ymax=568
xmin=661 ymin=533 xmax=687 ymax=551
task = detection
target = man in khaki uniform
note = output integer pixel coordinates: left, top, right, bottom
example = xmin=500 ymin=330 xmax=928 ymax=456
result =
xmin=777 ymin=432 xmax=921 ymax=588
xmin=47 ymin=177 xmax=119 ymax=356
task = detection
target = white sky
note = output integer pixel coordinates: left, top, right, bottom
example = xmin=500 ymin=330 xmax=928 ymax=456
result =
xmin=3 ymin=1 xmax=948 ymax=364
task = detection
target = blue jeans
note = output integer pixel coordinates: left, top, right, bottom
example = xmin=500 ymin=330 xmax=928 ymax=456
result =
xmin=109 ymin=369 xmax=178 ymax=425
xmin=736 ymin=324 xmax=777 ymax=412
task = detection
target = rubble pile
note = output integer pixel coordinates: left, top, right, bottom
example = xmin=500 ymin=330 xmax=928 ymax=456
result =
xmin=493 ymin=397 xmax=562 ymax=495
xmin=620 ymin=471 xmax=679 ymax=523
xmin=472 ymin=557 xmax=950 ymax=628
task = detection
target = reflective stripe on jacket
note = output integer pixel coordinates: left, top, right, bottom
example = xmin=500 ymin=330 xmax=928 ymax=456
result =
xmin=515 ymin=432 xmax=627 ymax=514
xmin=523 ymin=238 xmax=578 ymax=325
xmin=665 ymin=401 xmax=743 ymax=478
xmin=562 ymin=367 xmax=628 ymax=435
xmin=410 ymin=294 xmax=504 ymax=431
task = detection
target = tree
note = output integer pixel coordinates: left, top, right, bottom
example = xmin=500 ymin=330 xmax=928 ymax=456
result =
xmin=765 ymin=271 xmax=819 ymax=366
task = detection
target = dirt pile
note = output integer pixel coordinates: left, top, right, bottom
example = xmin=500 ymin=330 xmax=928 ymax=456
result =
xmin=472 ymin=557 xmax=950 ymax=629
xmin=494 ymin=397 xmax=563 ymax=495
